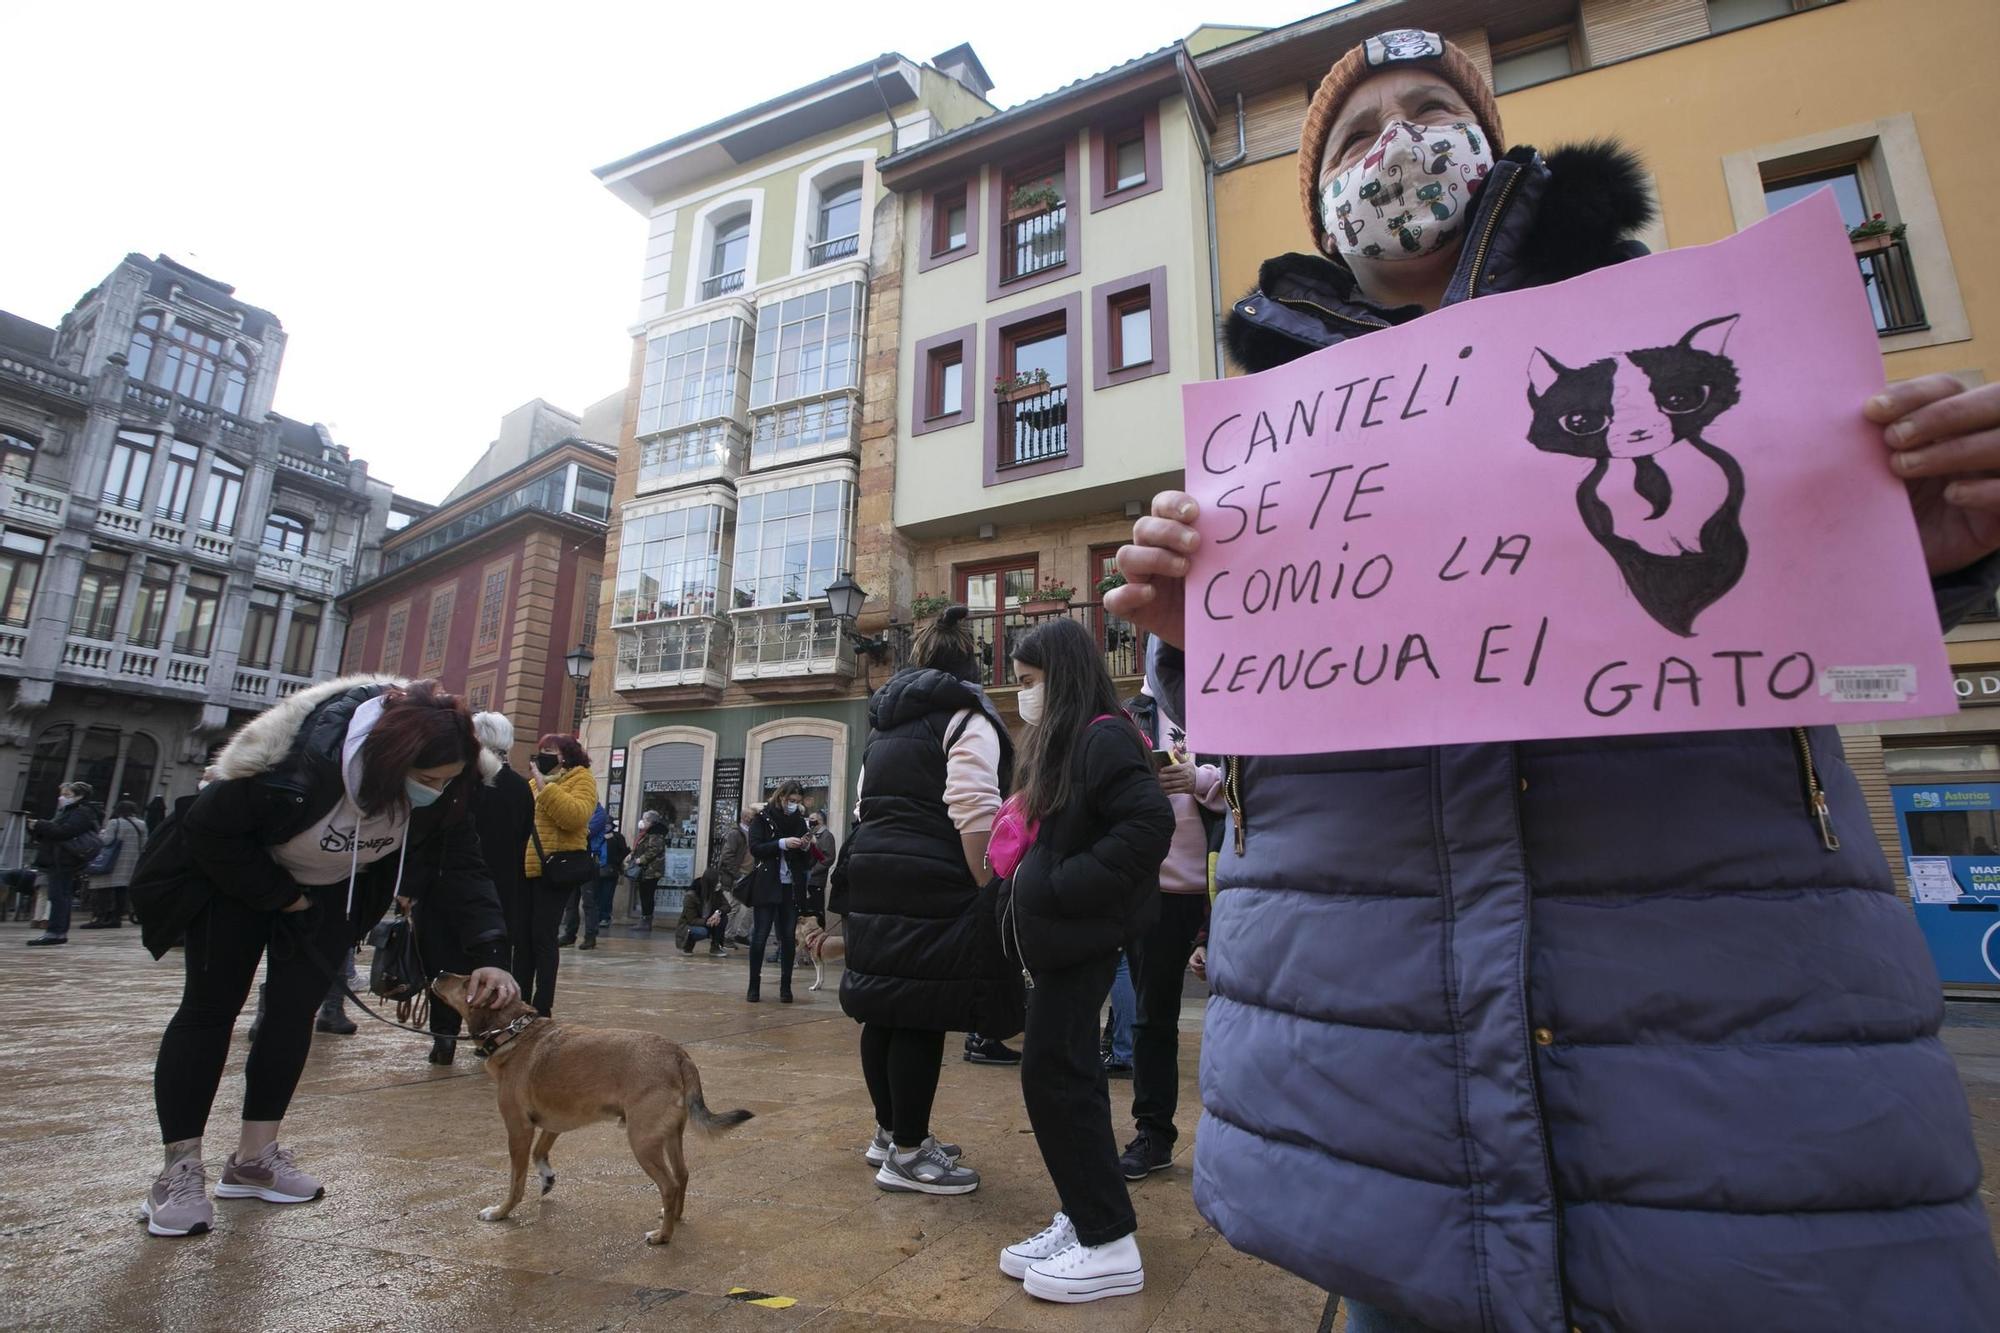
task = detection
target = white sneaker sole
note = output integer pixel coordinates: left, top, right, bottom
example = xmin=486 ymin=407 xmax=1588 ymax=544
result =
xmin=140 ymin=1198 xmax=211 ymax=1237
xmin=873 ymin=1164 xmax=979 ymax=1195
xmin=214 ymin=1181 xmax=321 ymax=1204
xmin=1022 ymin=1267 xmax=1145 ymax=1303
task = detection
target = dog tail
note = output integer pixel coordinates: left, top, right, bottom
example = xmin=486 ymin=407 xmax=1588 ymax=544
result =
xmin=680 ymin=1049 xmax=754 ymax=1135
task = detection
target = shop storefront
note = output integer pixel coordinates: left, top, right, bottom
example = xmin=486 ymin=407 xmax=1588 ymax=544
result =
xmin=1876 ymin=664 xmax=2000 ymax=991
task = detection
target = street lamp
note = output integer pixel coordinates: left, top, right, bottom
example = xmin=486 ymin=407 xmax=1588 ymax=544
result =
xmin=825 ymin=572 xmax=887 ymax=659
xmin=564 ymin=641 xmax=596 ymax=682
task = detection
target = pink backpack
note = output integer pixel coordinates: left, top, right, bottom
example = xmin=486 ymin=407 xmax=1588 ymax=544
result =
xmin=986 ymin=714 xmax=1124 ymax=879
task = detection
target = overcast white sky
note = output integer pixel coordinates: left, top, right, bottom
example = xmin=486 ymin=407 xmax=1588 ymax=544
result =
xmin=5 ymin=0 xmax=1322 ymax=502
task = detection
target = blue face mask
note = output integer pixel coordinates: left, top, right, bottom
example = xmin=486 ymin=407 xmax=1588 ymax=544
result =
xmin=405 ymin=778 xmax=444 ymax=809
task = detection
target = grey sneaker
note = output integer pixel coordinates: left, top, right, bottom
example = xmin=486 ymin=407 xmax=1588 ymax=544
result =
xmin=215 ymin=1143 xmax=323 ymax=1204
xmin=863 ymin=1126 xmax=962 ymax=1167
xmin=875 ymin=1140 xmax=979 ymax=1195
xmin=142 ymin=1158 xmax=213 ymax=1237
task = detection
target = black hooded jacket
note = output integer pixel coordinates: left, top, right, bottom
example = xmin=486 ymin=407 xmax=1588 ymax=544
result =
xmin=130 ymin=676 xmax=508 ymax=968
xmin=833 ymin=667 xmax=1021 ymax=1036
xmin=30 ymin=799 xmax=103 ymax=870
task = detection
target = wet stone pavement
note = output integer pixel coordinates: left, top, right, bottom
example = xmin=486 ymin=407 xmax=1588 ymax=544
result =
xmin=0 ymin=922 xmax=1323 ymax=1333
xmin=10 ymin=922 xmax=2000 ymax=1333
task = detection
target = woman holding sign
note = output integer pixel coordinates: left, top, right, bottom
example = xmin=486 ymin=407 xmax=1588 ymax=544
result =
xmin=1112 ymin=27 xmax=2000 ymax=1333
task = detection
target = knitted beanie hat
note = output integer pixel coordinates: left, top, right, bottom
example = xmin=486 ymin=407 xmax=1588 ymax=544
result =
xmin=1298 ymin=29 xmax=1506 ymax=257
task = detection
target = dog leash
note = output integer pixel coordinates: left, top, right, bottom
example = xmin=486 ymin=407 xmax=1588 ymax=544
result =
xmin=277 ymin=910 xmax=446 ymax=1040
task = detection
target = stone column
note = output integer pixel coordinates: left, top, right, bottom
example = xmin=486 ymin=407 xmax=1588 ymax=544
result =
xmin=853 ymin=192 xmax=916 ymax=634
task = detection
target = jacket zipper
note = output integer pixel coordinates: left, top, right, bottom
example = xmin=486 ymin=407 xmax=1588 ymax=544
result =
xmin=1466 ymin=167 xmax=1525 ymax=297
xmin=1793 ymin=727 xmax=1841 ymax=851
xmin=1269 ymin=294 xmax=1389 ymax=332
xmin=1003 ymin=877 xmax=1034 ymax=991
xmin=1225 ymin=756 xmax=1245 ymax=855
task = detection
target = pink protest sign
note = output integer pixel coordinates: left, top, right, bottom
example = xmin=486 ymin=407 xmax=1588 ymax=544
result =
xmin=1180 ymin=191 xmax=1954 ymax=755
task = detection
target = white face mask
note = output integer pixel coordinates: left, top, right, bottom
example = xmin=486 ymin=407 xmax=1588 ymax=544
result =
xmin=1018 ymin=682 xmax=1046 ymax=727
xmin=1320 ymin=119 xmax=1493 ymax=263
xmin=785 ymin=801 xmax=801 ymax=816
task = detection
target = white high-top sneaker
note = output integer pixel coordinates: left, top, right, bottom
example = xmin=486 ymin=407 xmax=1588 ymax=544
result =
xmin=1000 ymin=1212 xmax=1077 ymax=1279
xmin=1023 ymin=1232 xmax=1145 ymax=1303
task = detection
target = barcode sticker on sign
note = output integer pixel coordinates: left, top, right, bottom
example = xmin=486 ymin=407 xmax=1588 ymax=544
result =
xmin=1819 ymin=665 xmax=1917 ymax=703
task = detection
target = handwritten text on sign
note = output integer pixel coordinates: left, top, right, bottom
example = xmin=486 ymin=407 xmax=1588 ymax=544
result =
xmin=1180 ymin=193 xmax=1954 ymax=755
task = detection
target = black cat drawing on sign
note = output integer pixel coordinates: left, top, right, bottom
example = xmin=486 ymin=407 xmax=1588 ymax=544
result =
xmin=1526 ymin=315 xmax=1747 ymax=637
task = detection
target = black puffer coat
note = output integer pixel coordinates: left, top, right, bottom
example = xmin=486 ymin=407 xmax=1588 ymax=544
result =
xmin=999 ymin=715 xmax=1174 ymax=973
xmin=746 ymin=802 xmax=811 ymax=909
xmin=130 ymin=675 xmax=507 ymax=968
xmin=835 ymin=668 xmax=1020 ymax=1036
xmin=30 ymin=799 xmax=103 ymax=869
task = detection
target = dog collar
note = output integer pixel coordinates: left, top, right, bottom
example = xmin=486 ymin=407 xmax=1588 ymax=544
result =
xmin=473 ymin=1013 xmax=540 ymax=1057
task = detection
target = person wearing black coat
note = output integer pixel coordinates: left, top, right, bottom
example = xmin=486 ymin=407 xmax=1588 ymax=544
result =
xmin=994 ymin=619 xmax=1174 ymax=1304
xmin=130 ymin=676 xmax=517 ymax=1240
xmin=834 ymin=606 xmax=1018 ymax=1196
xmin=25 ymin=781 xmax=103 ymax=945
xmin=434 ymin=711 xmax=539 ymax=1062
xmin=745 ymin=786 xmax=812 ymax=1003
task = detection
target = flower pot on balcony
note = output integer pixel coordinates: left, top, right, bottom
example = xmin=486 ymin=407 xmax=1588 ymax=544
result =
xmin=1850 ymin=232 xmax=1896 ymax=256
xmin=1021 ymin=598 xmax=1072 ymax=616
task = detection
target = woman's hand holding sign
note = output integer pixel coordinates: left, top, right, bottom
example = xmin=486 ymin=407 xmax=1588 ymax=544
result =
xmin=1110 ymin=492 xmax=1200 ymax=651
xmin=1872 ymin=375 xmax=2000 ymax=577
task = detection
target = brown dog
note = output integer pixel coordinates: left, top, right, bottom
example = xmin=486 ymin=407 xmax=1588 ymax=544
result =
xmin=796 ymin=919 xmax=845 ymax=991
xmin=430 ymin=972 xmax=752 ymax=1246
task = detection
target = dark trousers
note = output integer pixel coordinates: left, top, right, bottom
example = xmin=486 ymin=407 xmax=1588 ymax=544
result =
xmin=747 ymin=900 xmax=797 ymax=996
xmin=154 ymin=891 xmax=352 ymax=1142
xmin=504 ymin=880 xmax=564 ymax=1017
xmin=1128 ymin=892 xmax=1208 ymax=1144
xmin=859 ymin=1024 xmax=946 ymax=1148
xmin=636 ymin=877 xmax=658 ymax=920
xmin=1021 ymin=952 xmax=1136 ymax=1247
xmin=43 ymin=866 xmax=76 ymax=938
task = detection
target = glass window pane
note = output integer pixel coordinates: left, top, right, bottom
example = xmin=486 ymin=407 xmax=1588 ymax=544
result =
xmin=1492 ymin=40 xmax=1573 ymax=94
xmin=945 ymin=203 xmax=968 ymax=250
xmin=1119 ymin=304 xmax=1152 ymax=366
xmin=1014 ymin=331 xmax=1067 ymax=386
xmin=940 ymin=359 xmax=962 ymax=413
xmin=1115 ymin=136 xmax=1147 ymax=190
xmin=1762 ymin=167 xmax=1868 ymax=228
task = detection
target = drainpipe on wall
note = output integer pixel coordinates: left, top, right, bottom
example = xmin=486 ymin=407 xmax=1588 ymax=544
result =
xmin=1198 ymin=90 xmax=1248 ymax=379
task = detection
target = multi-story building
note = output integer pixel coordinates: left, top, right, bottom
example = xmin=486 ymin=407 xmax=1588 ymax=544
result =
xmin=0 ymin=254 xmax=400 ymax=817
xmin=1196 ymin=0 xmax=2000 ymax=982
xmin=338 ymin=397 xmax=618 ymax=769
xmin=876 ymin=44 xmax=1220 ymax=707
xmin=584 ymin=49 xmax=996 ymax=894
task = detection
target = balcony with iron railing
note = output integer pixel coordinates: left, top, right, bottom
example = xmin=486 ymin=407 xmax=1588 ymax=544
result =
xmin=953 ymin=602 xmax=1141 ymax=690
xmin=731 ymin=612 xmax=855 ymax=683
xmin=807 ymin=233 xmax=860 ymax=268
xmin=700 ymin=269 xmax=746 ymax=301
xmin=998 ymin=385 xmax=1070 ymax=469
xmin=1004 ymin=205 xmax=1066 ymax=282
xmin=1855 ymin=236 xmax=1927 ymax=336
xmin=615 ymin=617 xmax=731 ymax=694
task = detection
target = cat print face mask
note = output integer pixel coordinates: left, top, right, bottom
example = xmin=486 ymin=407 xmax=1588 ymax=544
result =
xmin=1320 ymin=119 xmax=1494 ymax=262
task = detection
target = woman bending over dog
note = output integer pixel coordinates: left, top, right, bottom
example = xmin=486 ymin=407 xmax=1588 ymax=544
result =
xmin=132 ymin=678 xmax=516 ymax=1239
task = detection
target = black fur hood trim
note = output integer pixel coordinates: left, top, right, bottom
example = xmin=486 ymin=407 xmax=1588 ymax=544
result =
xmin=1224 ymin=140 xmax=1656 ymax=374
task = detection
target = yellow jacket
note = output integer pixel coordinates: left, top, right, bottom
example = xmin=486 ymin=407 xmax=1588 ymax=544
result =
xmin=524 ymin=763 xmax=597 ymax=880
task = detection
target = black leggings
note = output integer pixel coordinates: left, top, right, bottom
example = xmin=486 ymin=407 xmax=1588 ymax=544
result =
xmin=504 ymin=879 xmax=564 ymax=1016
xmin=748 ymin=901 xmax=797 ymax=995
xmin=1021 ymin=952 xmax=1136 ymax=1247
xmin=154 ymin=890 xmax=352 ymax=1143
xmin=859 ymin=1025 xmax=947 ymax=1148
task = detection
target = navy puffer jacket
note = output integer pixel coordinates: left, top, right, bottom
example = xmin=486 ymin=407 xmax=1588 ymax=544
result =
xmin=1183 ymin=142 xmax=2000 ymax=1332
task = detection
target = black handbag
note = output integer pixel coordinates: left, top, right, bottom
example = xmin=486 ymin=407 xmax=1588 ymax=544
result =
xmin=530 ymin=826 xmax=597 ymax=890
xmin=366 ymin=908 xmax=425 ymax=1000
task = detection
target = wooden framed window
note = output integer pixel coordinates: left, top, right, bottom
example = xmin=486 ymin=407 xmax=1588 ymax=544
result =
xmin=987 ymin=138 xmax=1080 ymax=299
xmin=379 ymin=601 xmax=410 ymax=673
xmin=420 ymin=587 xmax=455 ymax=676
xmin=954 ymin=556 xmax=1040 ymax=689
xmin=284 ymin=600 xmax=322 ymax=676
xmin=912 ymin=325 xmax=975 ymax=436
xmin=473 ymin=560 xmax=511 ymax=659
xmin=1093 ymin=267 xmax=1170 ymax=391
xmin=241 ymin=591 xmax=280 ymax=669
xmin=1090 ymin=107 xmax=1163 ymax=212
xmin=982 ymin=291 xmax=1083 ymax=484
xmin=919 ymin=177 xmax=980 ymax=274
xmin=1491 ymin=28 xmax=1577 ymax=93
xmin=341 ymin=613 xmax=371 ymax=673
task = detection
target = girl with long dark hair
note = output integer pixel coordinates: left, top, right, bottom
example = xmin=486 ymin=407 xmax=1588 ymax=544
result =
xmin=834 ymin=605 xmax=1018 ymax=1195
xmin=132 ymin=678 xmax=515 ymax=1239
xmin=995 ymin=618 xmax=1172 ymax=1303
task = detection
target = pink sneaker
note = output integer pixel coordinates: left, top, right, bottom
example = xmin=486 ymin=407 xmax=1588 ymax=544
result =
xmin=141 ymin=1158 xmax=213 ymax=1237
xmin=215 ymin=1143 xmax=323 ymax=1204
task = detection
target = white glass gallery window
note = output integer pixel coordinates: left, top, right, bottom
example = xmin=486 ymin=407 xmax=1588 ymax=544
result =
xmin=638 ymin=316 xmax=751 ymax=435
xmin=749 ymin=283 xmax=862 ymax=408
xmin=613 ymin=502 xmax=729 ymax=624
xmin=731 ymin=479 xmax=853 ymax=609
